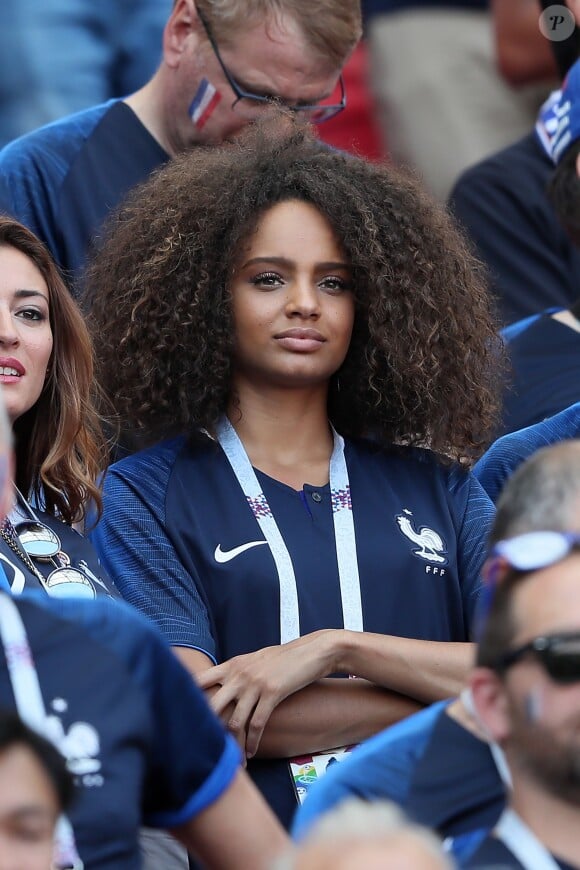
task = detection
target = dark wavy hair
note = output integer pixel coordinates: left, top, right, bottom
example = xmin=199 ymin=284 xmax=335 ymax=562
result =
xmin=0 ymin=217 xmax=106 ymax=523
xmin=85 ymin=117 xmax=503 ymax=465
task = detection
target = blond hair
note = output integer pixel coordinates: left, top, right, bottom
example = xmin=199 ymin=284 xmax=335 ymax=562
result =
xmin=276 ymin=799 xmax=453 ymax=870
xmin=195 ymin=0 xmax=361 ymax=68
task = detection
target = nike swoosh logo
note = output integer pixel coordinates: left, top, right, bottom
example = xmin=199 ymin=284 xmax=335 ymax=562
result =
xmin=214 ymin=541 xmax=267 ymax=563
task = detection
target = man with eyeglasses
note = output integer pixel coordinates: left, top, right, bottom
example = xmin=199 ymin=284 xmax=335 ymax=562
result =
xmin=0 ymin=0 xmax=360 ymax=291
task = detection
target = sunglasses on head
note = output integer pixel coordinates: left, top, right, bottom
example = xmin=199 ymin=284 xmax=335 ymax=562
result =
xmin=495 ymin=632 xmax=580 ymax=684
xmin=475 ymin=531 xmax=580 ymax=644
xmin=490 ymin=531 xmax=580 ymax=573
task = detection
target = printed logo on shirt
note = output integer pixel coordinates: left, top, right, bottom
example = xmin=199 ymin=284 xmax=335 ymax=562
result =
xmin=395 ymin=509 xmax=448 ymax=568
xmin=214 ymin=541 xmax=268 ymax=563
xmin=45 ymin=698 xmax=104 ymax=788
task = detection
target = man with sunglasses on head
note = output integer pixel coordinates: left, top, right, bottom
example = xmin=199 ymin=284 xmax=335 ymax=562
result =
xmin=294 ymin=440 xmax=580 ymax=867
xmin=0 ymin=0 xmax=360 ymax=291
xmin=466 ymin=440 xmax=580 ymax=869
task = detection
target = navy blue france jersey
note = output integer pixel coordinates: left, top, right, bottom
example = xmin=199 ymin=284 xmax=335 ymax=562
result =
xmin=474 ymin=403 xmax=580 ymax=504
xmin=0 ymin=591 xmax=240 ymax=869
xmin=500 ymin=311 xmax=580 ymax=436
xmin=462 ymin=834 xmax=577 ymax=870
xmin=91 ymin=434 xmax=494 ymax=825
xmin=0 ymin=99 xmax=168 ymax=282
xmin=292 ymin=699 xmax=504 ymax=859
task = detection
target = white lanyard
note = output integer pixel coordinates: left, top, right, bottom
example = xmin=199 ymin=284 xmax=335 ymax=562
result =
xmin=216 ymin=418 xmax=363 ymax=643
xmin=459 ymin=688 xmax=513 ymax=788
xmin=495 ymin=809 xmax=562 ymax=870
xmin=0 ymin=595 xmax=83 ymax=869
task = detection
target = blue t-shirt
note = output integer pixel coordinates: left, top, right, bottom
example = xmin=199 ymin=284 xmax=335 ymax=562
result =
xmin=0 ymin=591 xmax=240 ymax=869
xmin=474 ymin=403 xmax=580 ymax=504
xmin=0 ymin=508 xmax=118 ymax=599
xmin=0 ymin=99 xmax=168 ymax=284
xmin=449 ymin=134 xmax=580 ymax=325
xmin=463 ymin=833 xmax=578 ymax=869
xmin=293 ymin=700 xmax=504 ymax=859
xmin=91 ymin=433 xmax=493 ymax=827
xmin=500 ymin=312 xmax=580 ymax=436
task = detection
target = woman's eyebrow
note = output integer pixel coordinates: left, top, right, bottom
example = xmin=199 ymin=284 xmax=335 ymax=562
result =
xmin=241 ymin=256 xmax=350 ymax=270
xmin=13 ymin=289 xmax=48 ymax=300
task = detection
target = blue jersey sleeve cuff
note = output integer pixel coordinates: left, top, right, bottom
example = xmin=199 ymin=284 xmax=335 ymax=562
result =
xmin=145 ymin=735 xmax=241 ymax=828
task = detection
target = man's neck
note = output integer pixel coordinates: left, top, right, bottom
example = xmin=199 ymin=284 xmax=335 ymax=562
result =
xmin=124 ymin=75 xmax=174 ymax=156
xmin=508 ymin=772 xmax=580 ymax=867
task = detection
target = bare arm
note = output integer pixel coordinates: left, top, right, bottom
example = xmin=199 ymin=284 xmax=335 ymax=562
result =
xmin=181 ymin=632 xmax=471 ymax=758
xmin=332 ymin=630 xmax=473 ymax=702
xmin=255 ymin=677 xmax=420 ymax=759
xmin=175 ymin=645 xmax=420 ymax=758
xmin=491 ymin=0 xmax=558 ymax=85
xmin=171 ymin=768 xmax=289 ymax=869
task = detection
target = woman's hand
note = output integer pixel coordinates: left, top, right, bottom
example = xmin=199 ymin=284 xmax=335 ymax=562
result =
xmin=196 ymin=630 xmax=340 ymax=758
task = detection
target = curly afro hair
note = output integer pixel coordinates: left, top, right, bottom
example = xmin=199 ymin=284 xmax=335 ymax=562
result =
xmin=84 ymin=115 xmax=504 ymax=465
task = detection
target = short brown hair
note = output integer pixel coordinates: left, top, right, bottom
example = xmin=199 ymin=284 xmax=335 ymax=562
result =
xmin=195 ymin=0 xmax=362 ymax=68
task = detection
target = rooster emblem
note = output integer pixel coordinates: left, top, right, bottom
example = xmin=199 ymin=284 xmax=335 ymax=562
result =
xmin=396 ymin=511 xmax=447 ymax=564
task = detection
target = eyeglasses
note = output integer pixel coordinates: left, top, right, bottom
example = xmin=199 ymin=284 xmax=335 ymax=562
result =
xmin=196 ymin=7 xmax=346 ymax=123
xmin=495 ymin=632 xmax=580 ymax=684
xmin=475 ymin=531 xmax=580 ymax=642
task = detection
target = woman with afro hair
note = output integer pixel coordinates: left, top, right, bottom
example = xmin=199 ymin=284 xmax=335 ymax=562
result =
xmin=86 ymin=115 xmax=504 ymax=829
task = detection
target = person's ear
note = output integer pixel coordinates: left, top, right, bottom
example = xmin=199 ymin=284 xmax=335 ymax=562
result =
xmin=163 ymin=0 xmax=198 ymax=68
xmin=575 ymin=151 xmax=580 ymax=180
xmin=469 ymin=667 xmax=511 ymax=743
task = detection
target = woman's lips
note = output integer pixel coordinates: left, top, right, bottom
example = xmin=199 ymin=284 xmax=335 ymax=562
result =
xmin=274 ymin=328 xmax=326 ymax=352
xmin=0 ymin=357 xmax=25 ymax=380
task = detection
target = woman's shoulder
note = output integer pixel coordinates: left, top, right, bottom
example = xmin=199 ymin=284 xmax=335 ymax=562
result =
xmin=345 ymin=437 xmax=483 ymax=506
xmin=107 ymin=431 xmax=218 ymax=480
xmin=345 ymin=436 xmax=467 ymax=477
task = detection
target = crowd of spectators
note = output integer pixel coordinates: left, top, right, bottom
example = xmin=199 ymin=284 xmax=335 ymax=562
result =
xmin=1 ymin=1 xmax=580 ymax=868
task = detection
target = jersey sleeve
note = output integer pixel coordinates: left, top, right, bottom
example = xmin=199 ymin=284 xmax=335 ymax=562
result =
xmin=447 ymin=468 xmax=495 ymax=635
xmin=90 ymin=445 xmax=216 ymax=659
xmin=473 ymin=403 xmax=580 ymax=504
xmin=0 ymin=140 xmax=66 ymax=270
xmin=138 ymin=619 xmax=242 ymax=827
xmin=291 ymin=701 xmax=445 ymax=841
xmin=44 ymin=594 xmax=241 ymax=827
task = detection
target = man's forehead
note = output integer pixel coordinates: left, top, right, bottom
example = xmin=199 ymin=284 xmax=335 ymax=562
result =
xmin=220 ymin=15 xmax=340 ymax=101
xmin=512 ymin=553 xmax=580 ymax=639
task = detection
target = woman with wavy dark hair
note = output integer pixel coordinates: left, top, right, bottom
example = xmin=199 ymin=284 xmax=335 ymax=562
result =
xmin=87 ymin=117 xmax=503 ymax=827
xmin=0 ymin=216 xmax=115 ymax=599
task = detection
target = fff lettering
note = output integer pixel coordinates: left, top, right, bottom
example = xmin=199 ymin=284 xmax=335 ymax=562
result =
xmin=425 ymin=565 xmax=446 ymax=576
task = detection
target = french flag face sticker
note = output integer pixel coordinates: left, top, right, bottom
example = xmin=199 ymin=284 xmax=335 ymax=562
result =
xmin=189 ymin=78 xmax=222 ymax=129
